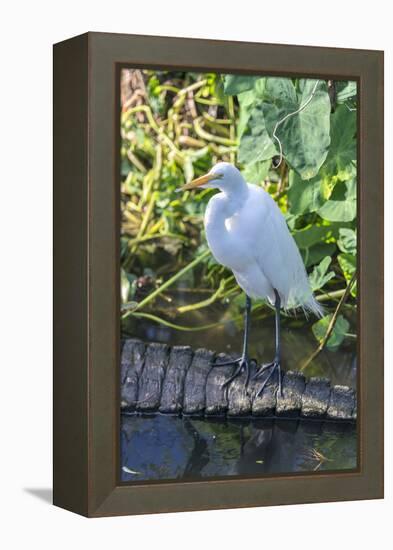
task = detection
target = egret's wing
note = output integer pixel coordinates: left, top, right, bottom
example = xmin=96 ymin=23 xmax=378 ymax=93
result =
xmin=250 ymin=187 xmax=312 ymax=309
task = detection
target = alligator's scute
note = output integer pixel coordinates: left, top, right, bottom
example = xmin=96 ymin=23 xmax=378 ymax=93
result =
xmin=159 ymin=346 xmax=193 ymax=414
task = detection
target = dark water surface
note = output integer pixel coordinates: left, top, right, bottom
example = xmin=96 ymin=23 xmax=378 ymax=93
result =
xmin=121 ymin=414 xmax=357 ymax=482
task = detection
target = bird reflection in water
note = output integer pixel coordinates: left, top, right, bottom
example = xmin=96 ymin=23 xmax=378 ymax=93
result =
xmin=120 ymin=414 xmax=357 ymax=482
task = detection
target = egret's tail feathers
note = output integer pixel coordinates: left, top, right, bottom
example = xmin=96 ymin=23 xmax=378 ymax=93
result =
xmin=302 ymin=295 xmax=324 ymax=319
xmin=280 ymin=293 xmax=324 ymax=319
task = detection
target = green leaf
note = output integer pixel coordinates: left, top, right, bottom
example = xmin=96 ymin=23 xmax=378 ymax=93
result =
xmin=262 ymin=79 xmax=331 ymax=180
xmin=223 ymin=75 xmax=259 ymax=95
xmin=264 ymin=77 xmax=298 ymax=105
xmin=238 ymin=104 xmax=277 ymax=164
xmin=336 ymin=81 xmax=357 ymax=103
xmin=121 ymin=270 xmax=137 ymax=303
xmin=284 ymin=212 xmax=297 ymax=230
xmin=338 ymin=253 xmax=357 ymax=297
xmin=293 ymin=225 xmax=333 ymax=249
xmin=309 ymin=256 xmax=336 ymax=291
xmin=236 ymin=90 xmax=258 ymax=138
xmin=121 ymin=269 xmax=132 ymax=303
xmin=317 ymin=179 xmax=356 ymax=222
xmin=241 ymin=160 xmax=271 ymax=184
xmin=323 ymin=105 xmax=356 ymax=175
xmin=294 ymin=225 xmax=337 ymax=269
xmin=253 ymin=78 xmax=267 ymax=99
xmin=287 ymin=170 xmax=326 ymax=215
xmin=302 ymin=243 xmax=336 ymax=268
xmin=121 ymin=158 xmax=132 ymax=177
xmin=337 ymin=228 xmax=357 ymax=254
xmin=312 ymin=314 xmax=350 ymax=351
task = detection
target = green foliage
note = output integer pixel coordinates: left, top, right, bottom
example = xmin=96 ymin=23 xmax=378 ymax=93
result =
xmin=288 ymin=171 xmax=326 ymax=215
xmin=234 ymin=77 xmax=332 ymax=179
xmin=302 ymin=243 xmax=337 ymax=269
xmin=337 ymin=228 xmax=357 ymax=254
xmin=120 ymin=69 xmax=357 ymax=356
xmin=317 ymin=179 xmax=356 ymax=222
xmin=121 ymin=268 xmax=137 ymax=303
xmin=262 ymin=79 xmax=331 ymax=179
xmin=338 ymin=253 xmax=357 ymax=297
xmin=238 ymin=105 xmax=276 ymax=164
xmin=292 ymin=226 xmax=337 ymax=267
xmin=223 ymin=74 xmax=258 ymax=95
xmin=293 ymin=225 xmax=333 ymax=249
xmin=336 ymin=81 xmax=357 ymax=104
xmin=323 ymin=105 xmax=356 ymax=176
xmin=312 ymin=314 xmax=350 ymax=351
xmin=241 ymin=160 xmax=271 ymax=184
xmin=309 ymin=257 xmax=335 ymax=292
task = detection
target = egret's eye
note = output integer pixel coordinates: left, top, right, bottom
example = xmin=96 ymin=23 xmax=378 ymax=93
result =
xmin=213 ymin=173 xmax=224 ymax=179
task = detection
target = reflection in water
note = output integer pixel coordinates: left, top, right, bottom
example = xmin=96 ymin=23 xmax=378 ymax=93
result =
xmin=121 ymin=414 xmax=357 ymax=482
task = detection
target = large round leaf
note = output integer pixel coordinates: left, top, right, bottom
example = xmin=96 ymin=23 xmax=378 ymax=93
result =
xmin=323 ymin=104 xmax=356 ymax=176
xmin=317 ymin=179 xmax=356 ymax=222
xmin=288 ymin=170 xmax=326 ymax=215
xmin=302 ymin=243 xmax=336 ymax=268
xmin=238 ymin=104 xmax=277 ymax=164
xmin=264 ymin=77 xmax=297 ymax=104
xmin=223 ymin=75 xmax=259 ymax=95
xmin=237 ymin=90 xmax=259 ymax=138
xmin=262 ymin=79 xmax=331 ymax=180
xmin=241 ymin=160 xmax=271 ymax=184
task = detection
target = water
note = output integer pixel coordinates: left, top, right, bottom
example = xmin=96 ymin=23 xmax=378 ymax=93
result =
xmin=121 ymin=291 xmax=357 ymax=482
xmin=121 ymin=415 xmax=357 ymax=482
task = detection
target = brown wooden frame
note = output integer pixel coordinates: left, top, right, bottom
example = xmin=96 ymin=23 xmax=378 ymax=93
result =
xmin=53 ymin=32 xmax=384 ymax=517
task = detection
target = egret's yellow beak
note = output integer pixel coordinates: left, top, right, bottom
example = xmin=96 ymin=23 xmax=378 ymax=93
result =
xmin=178 ymin=172 xmax=220 ymax=191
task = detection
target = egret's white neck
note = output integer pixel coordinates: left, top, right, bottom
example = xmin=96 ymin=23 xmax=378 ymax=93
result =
xmin=204 ymin=179 xmax=249 ymax=245
xmin=214 ymin=177 xmax=249 ymax=216
xmin=216 ymin=175 xmax=248 ymax=200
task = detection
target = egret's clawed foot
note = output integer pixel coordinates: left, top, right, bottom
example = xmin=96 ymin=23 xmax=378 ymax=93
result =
xmin=215 ymin=356 xmax=257 ymax=388
xmin=253 ymin=360 xmax=282 ymax=398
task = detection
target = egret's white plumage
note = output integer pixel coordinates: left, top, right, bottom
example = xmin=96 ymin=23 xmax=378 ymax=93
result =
xmin=199 ymin=162 xmax=322 ymax=317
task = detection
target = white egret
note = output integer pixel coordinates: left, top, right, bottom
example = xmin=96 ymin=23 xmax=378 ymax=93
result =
xmin=179 ymin=162 xmax=323 ymax=395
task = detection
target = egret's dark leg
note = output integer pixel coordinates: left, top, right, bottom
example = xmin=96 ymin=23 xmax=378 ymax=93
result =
xmin=215 ymin=294 xmax=256 ymax=387
xmin=253 ymin=289 xmax=282 ymax=397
